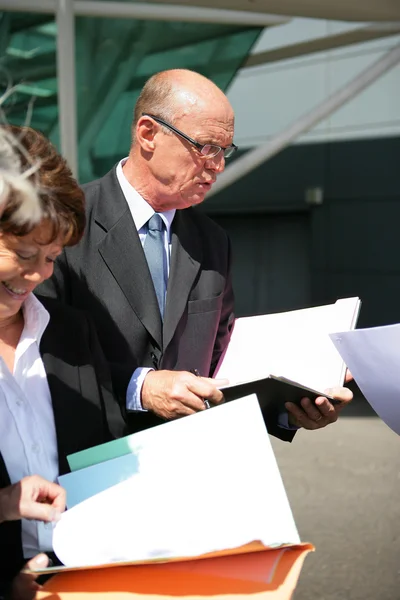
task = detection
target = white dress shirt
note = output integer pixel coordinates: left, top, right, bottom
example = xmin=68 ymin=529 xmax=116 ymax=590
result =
xmin=0 ymin=293 xmax=59 ymax=558
xmin=116 ymin=159 xmax=175 ymax=412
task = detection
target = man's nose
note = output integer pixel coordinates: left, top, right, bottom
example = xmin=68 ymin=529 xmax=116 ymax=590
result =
xmin=205 ymin=153 xmax=225 ymax=173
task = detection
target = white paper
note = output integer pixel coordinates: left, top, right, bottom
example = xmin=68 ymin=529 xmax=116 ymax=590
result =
xmin=215 ymin=297 xmax=360 ymax=392
xmin=53 ymin=396 xmax=300 ymax=567
xmin=330 ymin=323 xmax=400 ymax=435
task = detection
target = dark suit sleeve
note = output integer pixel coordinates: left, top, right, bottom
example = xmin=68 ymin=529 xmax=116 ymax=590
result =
xmin=38 ymin=249 xmax=71 ymax=302
xmin=84 ymin=311 xmax=127 ymax=440
xmin=37 ymin=250 xmax=134 ymax=428
xmin=209 ymin=235 xmax=235 ymax=377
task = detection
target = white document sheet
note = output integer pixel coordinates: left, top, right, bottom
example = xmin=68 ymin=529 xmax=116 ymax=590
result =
xmin=215 ymin=297 xmax=360 ymax=391
xmin=52 ymin=395 xmax=300 ymax=567
xmin=330 ymin=323 xmax=400 ymax=435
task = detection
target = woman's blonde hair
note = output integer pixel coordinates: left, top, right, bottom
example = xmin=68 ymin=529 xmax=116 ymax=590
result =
xmin=2 ymin=126 xmax=85 ymax=246
xmin=0 ymin=119 xmax=42 ymax=226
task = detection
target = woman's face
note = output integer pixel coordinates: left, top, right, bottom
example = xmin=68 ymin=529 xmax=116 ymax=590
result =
xmin=0 ymin=220 xmax=63 ymax=320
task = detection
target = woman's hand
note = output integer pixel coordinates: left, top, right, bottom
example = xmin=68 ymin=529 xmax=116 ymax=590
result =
xmin=10 ymin=554 xmax=49 ymax=600
xmin=0 ymin=475 xmax=66 ymax=523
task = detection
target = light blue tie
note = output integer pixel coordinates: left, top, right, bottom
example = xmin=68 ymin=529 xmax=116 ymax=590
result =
xmin=144 ymin=213 xmax=166 ymax=318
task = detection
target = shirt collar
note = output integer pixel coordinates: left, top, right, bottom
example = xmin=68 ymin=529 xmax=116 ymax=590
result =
xmin=21 ymin=293 xmax=50 ymax=346
xmin=116 ymin=158 xmax=176 ymax=238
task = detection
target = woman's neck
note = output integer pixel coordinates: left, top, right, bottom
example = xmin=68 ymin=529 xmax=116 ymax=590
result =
xmin=0 ymin=310 xmax=24 ymax=332
xmin=0 ymin=311 xmax=24 ymax=374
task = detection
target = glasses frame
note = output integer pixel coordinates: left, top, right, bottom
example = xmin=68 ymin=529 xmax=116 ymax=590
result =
xmin=142 ymin=113 xmax=238 ymax=159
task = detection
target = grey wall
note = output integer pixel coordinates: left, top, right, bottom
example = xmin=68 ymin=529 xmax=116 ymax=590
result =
xmin=202 ymin=136 xmax=400 ymax=327
xmin=229 ymin=21 xmax=400 ymax=147
xmin=213 ymin=213 xmax=311 ymax=317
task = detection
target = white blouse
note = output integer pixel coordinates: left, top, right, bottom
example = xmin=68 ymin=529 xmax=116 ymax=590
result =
xmin=0 ymin=293 xmax=58 ymax=558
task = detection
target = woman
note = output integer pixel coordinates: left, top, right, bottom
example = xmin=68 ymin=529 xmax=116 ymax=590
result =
xmin=0 ymin=125 xmax=125 ymax=597
xmin=0 ymin=125 xmax=68 ymax=599
xmin=0 ymin=475 xmax=66 ymax=599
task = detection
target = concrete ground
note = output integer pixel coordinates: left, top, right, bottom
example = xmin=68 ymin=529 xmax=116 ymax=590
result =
xmin=270 ymin=396 xmax=400 ymax=600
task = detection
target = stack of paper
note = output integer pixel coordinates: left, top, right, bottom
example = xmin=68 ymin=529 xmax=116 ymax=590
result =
xmin=55 ymin=396 xmax=301 ymax=566
xmin=330 ymin=323 xmax=400 ymax=435
xmin=37 ymin=543 xmax=314 ymax=600
xmin=32 ymin=396 xmax=314 ymax=600
xmin=215 ymin=297 xmax=361 ymax=410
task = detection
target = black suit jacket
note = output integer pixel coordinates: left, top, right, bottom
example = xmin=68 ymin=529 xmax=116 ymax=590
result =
xmin=38 ymin=167 xmax=294 ymax=442
xmin=0 ymin=296 xmax=125 ymax=589
xmin=38 ymin=168 xmax=234 ymax=429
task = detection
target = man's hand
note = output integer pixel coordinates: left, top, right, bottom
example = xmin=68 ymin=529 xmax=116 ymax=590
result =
xmin=0 ymin=475 xmax=66 ymax=524
xmin=10 ymin=554 xmax=49 ymax=600
xmin=285 ymin=386 xmax=353 ymax=430
xmin=141 ymin=370 xmax=228 ymax=420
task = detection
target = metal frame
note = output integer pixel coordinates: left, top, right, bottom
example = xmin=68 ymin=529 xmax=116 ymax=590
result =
xmin=246 ymin=22 xmax=400 ymax=68
xmin=0 ymin=0 xmax=289 ymax=26
xmin=209 ymin=42 xmax=400 ymax=197
xmin=55 ymin=0 xmax=77 ymax=177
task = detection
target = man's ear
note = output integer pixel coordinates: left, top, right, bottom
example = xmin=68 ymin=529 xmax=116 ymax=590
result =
xmin=135 ymin=116 xmax=157 ymax=153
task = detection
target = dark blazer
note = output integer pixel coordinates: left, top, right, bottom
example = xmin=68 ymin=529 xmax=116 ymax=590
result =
xmin=37 ymin=167 xmax=234 ymax=430
xmin=37 ymin=167 xmax=294 ymax=442
xmin=0 ymin=296 xmax=125 ymax=590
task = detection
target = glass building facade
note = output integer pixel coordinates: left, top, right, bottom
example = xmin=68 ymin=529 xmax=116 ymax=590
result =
xmin=1 ymin=9 xmax=261 ymax=181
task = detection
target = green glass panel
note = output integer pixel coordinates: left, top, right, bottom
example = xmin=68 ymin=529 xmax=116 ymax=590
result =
xmin=1 ymin=9 xmax=262 ymax=182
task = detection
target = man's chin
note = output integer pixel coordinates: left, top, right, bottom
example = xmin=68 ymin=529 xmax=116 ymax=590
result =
xmin=185 ymin=190 xmax=209 ymax=207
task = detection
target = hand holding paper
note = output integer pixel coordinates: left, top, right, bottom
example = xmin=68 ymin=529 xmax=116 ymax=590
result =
xmin=215 ymin=297 xmax=361 ymax=392
xmin=11 ymin=554 xmax=49 ymax=600
xmin=285 ymin=386 xmax=353 ymax=430
xmin=31 ymin=396 xmax=315 ymax=600
xmin=141 ymin=369 xmax=227 ymax=418
xmin=214 ymin=298 xmax=360 ymax=431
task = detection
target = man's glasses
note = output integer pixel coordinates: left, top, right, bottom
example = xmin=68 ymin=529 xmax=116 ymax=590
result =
xmin=142 ymin=113 xmax=238 ymax=159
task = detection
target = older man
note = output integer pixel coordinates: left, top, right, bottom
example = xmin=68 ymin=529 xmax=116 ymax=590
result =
xmin=39 ymin=69 xmax=352 ymax=438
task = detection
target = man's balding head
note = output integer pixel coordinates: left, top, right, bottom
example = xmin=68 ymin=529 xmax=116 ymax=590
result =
xmin=133 ymin=69 xmax=233 ymax=137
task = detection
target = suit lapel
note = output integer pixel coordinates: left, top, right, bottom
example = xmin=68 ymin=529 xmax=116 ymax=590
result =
xmin=98 ymin=218 xmax=162 ymax=348
xmin=95 ymin=169 xmax=162 ymax=349
xmin=163 ymin=209 xmax=202 ymax=351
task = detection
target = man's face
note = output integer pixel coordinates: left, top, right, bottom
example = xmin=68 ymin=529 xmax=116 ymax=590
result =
xmin=146 ymin=108 xmax=235 ymax=211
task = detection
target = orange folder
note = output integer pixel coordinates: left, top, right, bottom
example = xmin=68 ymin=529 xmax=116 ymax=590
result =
xmin=37 ymin=543 xmax=314 ymax=600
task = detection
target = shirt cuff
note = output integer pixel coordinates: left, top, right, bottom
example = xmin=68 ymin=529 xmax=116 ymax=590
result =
xmin=126 ymin=367 xmax=153 ymax=412
xmin=278 ymin=411 xmax=300 ymax=430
